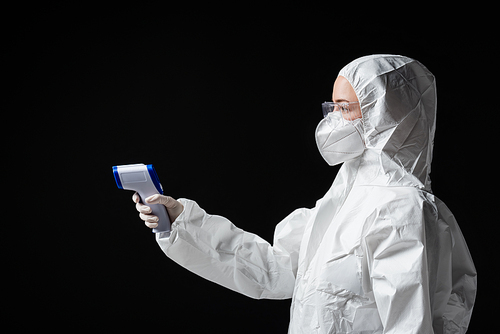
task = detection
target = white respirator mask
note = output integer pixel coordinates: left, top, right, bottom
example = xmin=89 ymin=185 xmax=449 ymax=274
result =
xmin=315 ymin=102 xmax=365 ymax=166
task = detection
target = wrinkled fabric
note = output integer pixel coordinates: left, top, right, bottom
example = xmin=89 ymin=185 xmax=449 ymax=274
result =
xmin=156 ymin=55 xmax=477 ymax=333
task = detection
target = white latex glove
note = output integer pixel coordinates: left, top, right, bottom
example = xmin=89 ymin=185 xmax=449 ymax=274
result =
xmin=132 ymin=192 xmax=184 ymax=229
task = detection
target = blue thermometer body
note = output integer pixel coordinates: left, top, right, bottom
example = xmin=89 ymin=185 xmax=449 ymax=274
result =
xmin=113 ymin=163 xmax=171 ymax=235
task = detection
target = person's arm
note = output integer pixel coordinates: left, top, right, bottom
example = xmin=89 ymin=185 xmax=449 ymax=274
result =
xmin=136 ymin=194 xmax=313 ymax=299
xmin=363 ymin=212 xmax=433 ymax=333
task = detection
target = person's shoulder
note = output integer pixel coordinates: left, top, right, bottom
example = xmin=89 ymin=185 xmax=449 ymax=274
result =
xmin=358 ymin=186 xmax=430 ymax=229
xmin=357 ymin=186 xmax=425 ymax=206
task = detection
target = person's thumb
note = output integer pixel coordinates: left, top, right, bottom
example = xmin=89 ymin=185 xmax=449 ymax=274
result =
xmin=145 ymin=194 xmax=184 ymax=221
xmin=145 ymin=194 xmax=174 ymax=207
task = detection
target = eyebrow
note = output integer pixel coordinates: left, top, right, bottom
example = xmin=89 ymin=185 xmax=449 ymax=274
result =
xmin=334 ymin=98 xmax=350 ymax=103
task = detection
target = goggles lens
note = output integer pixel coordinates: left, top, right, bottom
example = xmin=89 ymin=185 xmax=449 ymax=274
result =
xmin=321 ymin=101 xmax=361 ymax=121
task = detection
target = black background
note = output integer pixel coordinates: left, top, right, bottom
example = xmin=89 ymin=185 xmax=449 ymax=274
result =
xmin=6 ymin=3 xmax=494 ymax=332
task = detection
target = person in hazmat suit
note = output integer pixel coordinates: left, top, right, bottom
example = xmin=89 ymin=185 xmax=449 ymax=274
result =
xmin=133 ymin=54 xmax=477 ymax=334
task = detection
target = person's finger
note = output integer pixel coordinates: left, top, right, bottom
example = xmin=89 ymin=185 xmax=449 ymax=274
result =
xmin=136 ymin=202 xmax=152 ymax=214
xmin=132 ymin=192 xmax=140 ymax=204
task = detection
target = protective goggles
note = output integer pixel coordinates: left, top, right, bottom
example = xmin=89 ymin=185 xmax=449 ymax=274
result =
xmin=322 ymin=101 xmax=361 ymax=122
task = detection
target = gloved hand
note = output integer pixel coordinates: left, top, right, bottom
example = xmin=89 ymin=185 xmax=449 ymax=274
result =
xmin=132 ymin=192 xmax=184 ymax=229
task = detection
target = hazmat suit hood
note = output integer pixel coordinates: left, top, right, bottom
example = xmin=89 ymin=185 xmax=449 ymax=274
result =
xmin=336 ymin=54 xmax=436 ymax=192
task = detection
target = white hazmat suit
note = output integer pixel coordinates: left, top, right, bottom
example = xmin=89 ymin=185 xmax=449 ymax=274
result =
xmin=155 ymin=55 xmax=477 ymax=333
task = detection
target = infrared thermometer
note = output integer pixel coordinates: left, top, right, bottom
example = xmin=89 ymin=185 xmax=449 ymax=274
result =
xmin=113 ymin=163 xmax=171 ymax=235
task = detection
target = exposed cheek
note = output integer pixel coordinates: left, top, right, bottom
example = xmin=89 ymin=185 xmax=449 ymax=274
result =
xmin=354 ymin=109 xmax=362 ymax=119
xmin=343 ymin=110 xmax=362 ymax=121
